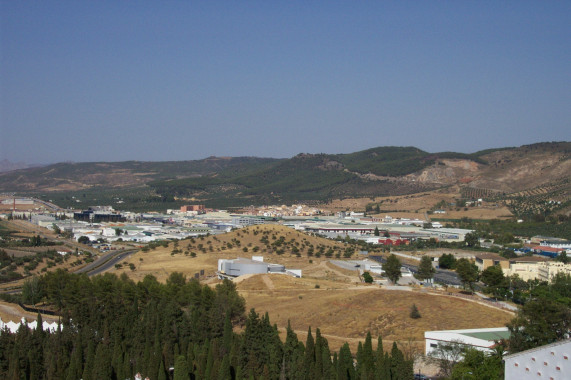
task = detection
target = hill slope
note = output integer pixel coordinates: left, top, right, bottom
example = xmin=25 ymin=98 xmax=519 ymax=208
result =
xmin=1 ymin=142 xmax=569 ymax=211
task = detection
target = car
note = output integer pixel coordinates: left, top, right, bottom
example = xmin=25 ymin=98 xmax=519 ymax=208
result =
xmin=414 ymin=374 xmax=429 ymax=380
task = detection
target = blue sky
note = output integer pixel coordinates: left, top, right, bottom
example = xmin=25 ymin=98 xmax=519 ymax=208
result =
xmin=1 ymin=1 xmax=570 ymax=164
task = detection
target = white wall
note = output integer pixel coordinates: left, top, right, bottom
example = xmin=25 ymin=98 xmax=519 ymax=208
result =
xmin=504 ymin=340 xmax=570 ymax=380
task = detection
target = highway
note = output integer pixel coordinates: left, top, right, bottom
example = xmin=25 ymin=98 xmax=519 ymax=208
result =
xmin=76 ymin=249 xmax=138 ymax=276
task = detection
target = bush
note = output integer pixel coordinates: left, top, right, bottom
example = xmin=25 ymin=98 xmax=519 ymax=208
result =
xmin=410 ymin=304 xmax=421 ymax=319
xmin=362 ymin=271 xmax=374 ymax=284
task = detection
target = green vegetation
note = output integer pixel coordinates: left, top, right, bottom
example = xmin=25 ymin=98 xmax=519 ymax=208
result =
xmin=435 ymin=273 xmax=571 ymax=379
xmin=438 ymin=253 xmax=456 ymax=269
xmin=415 ymin=256 xmax=436 ymax=282
xmin=0 ymin=270 xmax=414 ymax=379
xmin=409 ymin=304 xmax=421 ymax=319
xmin=362 ymin=271 xmax=374 ymax=283
xmin=454 ymin=258 xmax=479 ymax=292
xmin=382 ymin=254 xmax=402 ymax=284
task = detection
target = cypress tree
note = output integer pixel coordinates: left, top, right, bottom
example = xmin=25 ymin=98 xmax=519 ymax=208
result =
xmin=158 ymin=360 xmax=167 ymax=380
xmin=332 ymin=352 xmax=338 ymax=378
xmin=303 ymin=326 xmax=315 ymax=378
xmin=205 ymin=340 xmax=215 ymax=380
xmin=92 ymin=341 xmax=112 ymax=379
xmin=375 ymin=336 xmax=390 ymax=380
xmin=337 ymin=343 xmax=354 ymax=380
xmin=174 ymin=355 xmax=190 ymax=380
xmin=361 ymin=332 xmax=375 ymax=380
xmin=222 ymin=313 xmax=233 ymax=356
xmin=66 ymin=334 xmax=83 ymax=380
xmin=283 ymin=320 xmax=299 ymax=379
xmin=390 ymin=342 xmax=413 ymax=380
xmin=355 ymin=341 xmax=363 ymax=379
xmin=147 ymin=334 xmax=162 ymax=380
xmin=82 ymin=340 xmax=96 ymax=380
xmin=217 ymin=355 xmax=231 ymax=380
xmin=314 ymin=328 xmax=324 ymax=379
xmin=320 ymin=338 xmax=333 ymax=380
xmin=111 ymin=342 xmax=125 ymax=380
xmin=8 ymin=346 xmax=21 ymax=380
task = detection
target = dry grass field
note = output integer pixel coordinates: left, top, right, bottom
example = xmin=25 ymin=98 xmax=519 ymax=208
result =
xmin=237 ymin=274 xmax=513 ymax=353
xmin=114 ymin=225 xmax=361 ymax=283
xmin=327 ymin=188 xmax=513 ymax=220
xmin=110 ymin=224 xmax=514 ymax=355
xmin=1 ymin=223 xmax=515 ymax=367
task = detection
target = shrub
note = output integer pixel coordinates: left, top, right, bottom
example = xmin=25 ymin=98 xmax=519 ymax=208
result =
xmin=362 ymin=271 xmax=374 ymax=284
xmin=410 ymin=304 xmax=421 ymax=319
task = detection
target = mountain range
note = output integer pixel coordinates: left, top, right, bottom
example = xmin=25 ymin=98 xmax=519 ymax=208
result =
xmin=1 ymin=142 xmax=569 ymax=212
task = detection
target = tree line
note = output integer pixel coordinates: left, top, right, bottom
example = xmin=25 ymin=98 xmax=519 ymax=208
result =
xmin=1 ymin=270 xmax=413 ymax=379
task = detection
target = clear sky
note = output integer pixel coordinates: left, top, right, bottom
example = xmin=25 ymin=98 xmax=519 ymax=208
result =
xmin=1 ymin=1 xmax=570 ymax=164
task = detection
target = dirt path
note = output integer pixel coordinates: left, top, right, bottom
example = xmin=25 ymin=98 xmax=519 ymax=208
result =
xmin=320 ymin=260 xmax=360 ymax=281
xmin=261 ymin=275 xmax=275 ymax=290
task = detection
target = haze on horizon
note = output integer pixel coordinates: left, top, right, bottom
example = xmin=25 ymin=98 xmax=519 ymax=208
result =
xmin=1 ymin=2 xmax=570 ymax=165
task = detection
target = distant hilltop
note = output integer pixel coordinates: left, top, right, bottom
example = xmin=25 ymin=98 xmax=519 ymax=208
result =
xmin=0 ymin=142 xmax=569 ymax=213
xmin=0 ymin=159 xmax=38 ymax=173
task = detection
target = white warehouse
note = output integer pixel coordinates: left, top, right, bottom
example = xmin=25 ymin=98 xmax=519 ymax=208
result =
xmin=217 ymin=256 xmax=301 ymax=279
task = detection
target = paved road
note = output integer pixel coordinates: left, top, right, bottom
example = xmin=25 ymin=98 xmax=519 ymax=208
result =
xmin=75 ymin=249 xmax=138 ymax=276
xmin=369 ymin=255 xmax=462 ymax=286
xmin=0 ymin=249 xmax=139 ymax=295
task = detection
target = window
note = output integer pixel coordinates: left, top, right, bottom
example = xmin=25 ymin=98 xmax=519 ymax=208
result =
xmin=430 ymin=343 xmax=437 ymax=348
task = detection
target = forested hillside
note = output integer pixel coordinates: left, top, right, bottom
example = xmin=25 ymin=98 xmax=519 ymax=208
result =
xmin=2 ymin=142 xmax=569 ymax=211
xmin=0 ymin=270 xmax=413 ymax=380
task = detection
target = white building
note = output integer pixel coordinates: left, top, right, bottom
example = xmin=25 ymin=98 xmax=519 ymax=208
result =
xmin=0 ymin=317 xmax=61 ymax=334
xmin=504 ymin=339 xmax=570 ymax=380
xmin=425 ymin=327 xmax=510 ymax=357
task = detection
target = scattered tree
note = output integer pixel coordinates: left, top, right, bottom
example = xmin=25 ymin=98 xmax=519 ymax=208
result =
xmin=438 ymin=253 xmax=456 ymax=269
xmin=383 ymin=254 xmax=402 ymax=284
xmin=409 ymin=304 xmax=421 ymax=319
xmin=416 ymin=255 xmax=435 ymax=282
xmin=455 ymin=258 xmax=479 ymax=292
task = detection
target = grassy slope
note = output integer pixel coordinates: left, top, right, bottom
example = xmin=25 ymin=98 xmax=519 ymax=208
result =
xmin=112 ymin=224 xmax=513 ymax=353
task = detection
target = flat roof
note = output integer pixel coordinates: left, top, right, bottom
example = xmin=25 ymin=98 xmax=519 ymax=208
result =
xmin=462 ymin=330 xmax=511 ymax=341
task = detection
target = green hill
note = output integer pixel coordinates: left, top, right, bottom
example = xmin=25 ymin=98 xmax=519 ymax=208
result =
xmin=2 ymin=142 xmax=568 ymax=210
